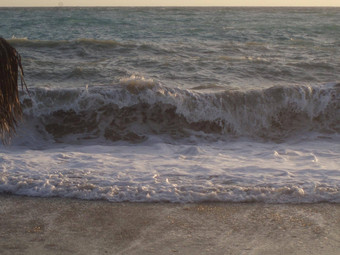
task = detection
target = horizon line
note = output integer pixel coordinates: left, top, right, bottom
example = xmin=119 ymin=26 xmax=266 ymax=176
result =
xmin=1 ymin=5 xmax=340 ymax=7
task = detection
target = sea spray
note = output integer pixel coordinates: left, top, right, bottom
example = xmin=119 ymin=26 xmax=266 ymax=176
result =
xmin=17 ymin=81 xmax=340 ymax=144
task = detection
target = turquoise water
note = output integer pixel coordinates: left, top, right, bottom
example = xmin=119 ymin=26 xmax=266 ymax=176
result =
xmin=0 ymin=8 xmax=339 ymax=203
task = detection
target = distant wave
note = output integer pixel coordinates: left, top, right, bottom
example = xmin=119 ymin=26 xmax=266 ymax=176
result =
xmin=9 ymin=38 xmax=171 ymax=54
xmin=9 ymin=38 xmax=124 ymax=49
xmin=9 ymin=37 xmax=339 ymax=89
xmin=16 ymin=80 xmax=340 ymax=145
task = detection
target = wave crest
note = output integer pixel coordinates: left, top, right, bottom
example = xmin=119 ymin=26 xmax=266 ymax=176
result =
xmin=18 ymin=82 xmax=340 ymax=144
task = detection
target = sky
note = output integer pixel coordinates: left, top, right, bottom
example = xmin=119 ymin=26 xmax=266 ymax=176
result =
xmin=0 ymin=0 xmax=339 ymax=7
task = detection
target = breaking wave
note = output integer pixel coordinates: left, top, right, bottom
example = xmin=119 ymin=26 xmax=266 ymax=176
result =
xmin=16 ymin=79 xmax=340 ymax=145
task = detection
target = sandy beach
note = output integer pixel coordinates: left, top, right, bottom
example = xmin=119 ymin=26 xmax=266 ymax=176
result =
xmin=0 ymin=195 xmax=339 ymax=255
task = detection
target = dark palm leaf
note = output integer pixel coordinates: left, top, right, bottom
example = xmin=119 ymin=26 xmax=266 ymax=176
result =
xmin=0 ymin=37 xmax=28 ymax=144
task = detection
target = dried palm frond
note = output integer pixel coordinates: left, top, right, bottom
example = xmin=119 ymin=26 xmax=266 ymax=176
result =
xmin=0 ymin=37 xmax=28 ymax=144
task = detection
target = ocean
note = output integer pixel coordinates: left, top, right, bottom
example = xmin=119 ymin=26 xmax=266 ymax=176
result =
xmin=0 ymin=7 xmax=339 ymax=203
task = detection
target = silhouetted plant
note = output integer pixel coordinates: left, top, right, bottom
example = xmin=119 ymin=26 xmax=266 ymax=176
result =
xmin=0 ymin=37 xmax=28 ymax=144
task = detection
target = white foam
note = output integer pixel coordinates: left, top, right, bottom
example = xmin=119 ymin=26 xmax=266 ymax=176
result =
xmin=1 ymin=136 xmax=339 ymax=203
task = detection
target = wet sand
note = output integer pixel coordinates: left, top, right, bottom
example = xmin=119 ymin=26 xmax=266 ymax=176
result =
xmin=0 ymin=195 xmax=339 ymax=255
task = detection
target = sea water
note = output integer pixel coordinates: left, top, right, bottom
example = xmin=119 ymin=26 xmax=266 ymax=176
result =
xmin=0 ymin=7 xmax=339 ymax=202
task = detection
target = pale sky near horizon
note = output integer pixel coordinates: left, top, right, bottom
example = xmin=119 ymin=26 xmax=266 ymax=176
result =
xmin=0 ymin=0 xmax=339 ymax=7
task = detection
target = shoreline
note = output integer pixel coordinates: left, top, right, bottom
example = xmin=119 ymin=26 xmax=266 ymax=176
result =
xmin=1 ymin=195 xmax=339 ymax=254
